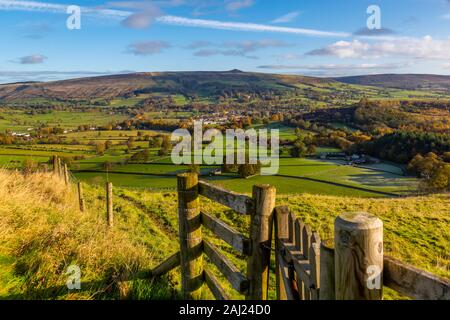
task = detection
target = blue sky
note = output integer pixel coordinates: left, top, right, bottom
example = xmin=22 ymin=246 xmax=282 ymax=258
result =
xmin=0 ymin=0 xmax=449 ymax=83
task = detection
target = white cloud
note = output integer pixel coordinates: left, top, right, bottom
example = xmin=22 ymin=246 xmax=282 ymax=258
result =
xmin=126 ymin=41 xmax=171 ymax=55
xmin=271 ymin=11 xmax=301 ymax=24
xmin=308 ymin=36 xmax=450 ymax=59
xmin=0 ymin=0 xmax=349 ymax=37
xmin=156 ymin=15 xmax=349 ymax=37
xmin=121 ymin=6 xmax=162 ymax=28
xmin=225 ymin=0 xmax=254 ymax=12
xmin=0 ymin=0 xmax=130 ymax=17
xmin=17 ymin=54 xmax=47 ymax=64
xmin=188 ymin=39 xmax=293 ymax=59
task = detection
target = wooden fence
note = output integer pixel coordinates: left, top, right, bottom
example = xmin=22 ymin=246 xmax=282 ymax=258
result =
xmin=150 ymin=172 xmax=449 ymax=300
xmin=63 ymin=164 xmax=449 ymax=300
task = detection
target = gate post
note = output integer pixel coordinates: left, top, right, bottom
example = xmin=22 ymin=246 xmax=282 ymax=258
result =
xmin=177 ymin=173 xmax=203 ymax=299
xmin=334 ymin=212 xmax=383 ymax=300
xmin=274 ymin=206 xmax=289 ymax=300
xmin=247 ymin=184 xmax=276 ymax=300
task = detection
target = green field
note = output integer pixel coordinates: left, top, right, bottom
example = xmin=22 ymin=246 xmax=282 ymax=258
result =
xmin=0 ymin=110 xmax=128 ymax=133
xmin=0 ymin=121 xmax=418 ymax=197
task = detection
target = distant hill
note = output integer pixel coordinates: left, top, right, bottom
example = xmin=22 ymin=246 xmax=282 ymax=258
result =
xmin=0 ymin=70 xmax=336 ymax=102
xmin=334 ymin=74 xmax=450 ymax=92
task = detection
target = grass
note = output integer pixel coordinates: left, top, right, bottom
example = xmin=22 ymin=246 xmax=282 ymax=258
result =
xmin=0 ymin=170 xmax=447 ymax=300
xmin=0 ymin=170 xmax=180 ymax=299
xmin=0 ymin=110 xmax=128 ymax=133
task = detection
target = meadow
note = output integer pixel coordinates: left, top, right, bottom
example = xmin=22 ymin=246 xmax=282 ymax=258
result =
xmin=0 ymin=110 xmax=128 ymax=133
xmin=0 ymin=121 xmax=418 ymax=197
xmin=0 ymin=170 xmax=447 ymax=300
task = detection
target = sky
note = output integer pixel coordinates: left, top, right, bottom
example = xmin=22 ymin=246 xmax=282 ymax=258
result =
xmin=0 ymin=0 xmax=449 ymax=83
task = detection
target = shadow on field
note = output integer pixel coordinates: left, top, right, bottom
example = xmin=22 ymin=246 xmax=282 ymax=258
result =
xmin=1 ymin=272 xmax=180 ymax=300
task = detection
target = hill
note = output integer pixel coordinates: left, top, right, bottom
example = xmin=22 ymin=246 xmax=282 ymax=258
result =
xmin=334 ymin=74 xmax=450 ymax=92
xmin=0 ymin=71 xmax=336 ymax=102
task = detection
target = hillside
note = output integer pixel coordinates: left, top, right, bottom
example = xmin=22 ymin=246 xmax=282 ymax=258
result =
xmin=334 ymin=74 xmax=450 ymax=92
xmin=0 ymin=71 xmax=336 ymax=102
xmin=0 ymin=170 xmax=448 ymax=299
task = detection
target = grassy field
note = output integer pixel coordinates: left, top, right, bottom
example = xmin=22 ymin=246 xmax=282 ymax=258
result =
xmin=0 ymin=135 xmax=417 ymax=197
xmin=0 ymin=170 xmax=447 ymax=300
xmin=0 ymin=110 xmax=129 ymax=133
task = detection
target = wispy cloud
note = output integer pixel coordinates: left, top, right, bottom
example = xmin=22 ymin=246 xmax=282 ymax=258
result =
xmin=16 ymin=54 xmax=47 ymax=64
xmin=271 ymin=11 xmax=301 ymax=24
xmin=126 ymin=41 xmax=171 ymax=55
xmin=307 ymin=36 xmax=450 ymax=60
xmin=0 ymin=0 xmax=349 ymax=37
xmin=187 ymin=39 xmax=294 ymax=58
xmin=156 ymin=15 xmax=349 ymax=37
xmin=353 ymin=27 xmax=395 ymax=36
xmin=0 ymin=0 xmax=130 ymax=18
xmin=225 ymin=0 xmax=255 ymax=13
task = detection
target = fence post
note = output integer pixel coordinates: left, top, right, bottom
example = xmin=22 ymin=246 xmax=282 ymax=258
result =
xmin=52 ymin=155 xmax=58 ymax=175
xmin=106 ymin=182 xmax=113 ymax=227
xmin=247 ymin=184 xmax=276 ymax=300
xmin=77 ymin=182 xmax=85 ymax=212
xmin=334 ymin=212 xmax=383 ymax=300
xmin=319 ymin=239 xmax=335 ymax=300
xmin=177 ymin=173 xmax=203 ymax=299
xmin=63 ymin=163 xmax=69 ymax=185
xmin=274 ymin=206 xmax=289 ymax=300
xmin=58 ymin=158 xmax=63 ymax=178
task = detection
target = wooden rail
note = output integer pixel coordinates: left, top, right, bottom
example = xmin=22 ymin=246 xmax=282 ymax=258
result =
xmin=198 ymin=180 xmax=254 ymax=215
xmin=204 ymin=268 xmax=230 ymax=300
xmin=203 ymin=240 xmax=249 ymax=293
xmin=383 ymin=256 xmax=450 ymax=300
xmin=95 ymin=168 xmax=449 ymax=301
xmin=201 ymin=211 xmax=251 ymax=255
xmin=274 ymin=205 xmax=450 ymax=301
xmin=176 ymin=174 xmax=275 ymax=300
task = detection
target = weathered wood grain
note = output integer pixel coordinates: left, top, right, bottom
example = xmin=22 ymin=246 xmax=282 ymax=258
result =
xmin=309 ymin=233 xmax=321 ymax=300
xmin=177 ymin=173 xmax=203 ymax=299
xmin=274 ymin=206 xmax=289 ymax=300
xmin=203 ymin=240 xmax=249 ymax=293
xmin=151 ymin=251 xmax=180 ymax=277
xmin=246 ymin=184 xmax=276 ymax=300
xmin=319 ymin=239 xmax=335 ymax=300
xmin=77 ymin=182 xmax=85 ymax=212
xmin=200 ymin=211 xmax=250 ymax=255
xmin=198 ymin=180 xmax=254 ymax=215
xmin=384 ymin=255 xmax=450 ymax=300
xmin=335 ymin=212 xmax=383 ymax=300
xmin=204 ymin=268 xmax=230 ymax=300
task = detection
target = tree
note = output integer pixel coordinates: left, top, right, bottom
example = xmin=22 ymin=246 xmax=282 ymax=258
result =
xmin=158 ymin=135 xmax=172 ymax=156
xmin=95 ymin=143 xmax=106 ymax=156
xmin=104 ymin=140 xmax=112 ymax=150
xmin=130 ymin=149 xmax=150 ymax=162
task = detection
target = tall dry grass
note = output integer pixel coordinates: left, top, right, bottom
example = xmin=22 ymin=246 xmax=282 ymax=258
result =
xmin=0 ymin=170 xmax=177 ymax=299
